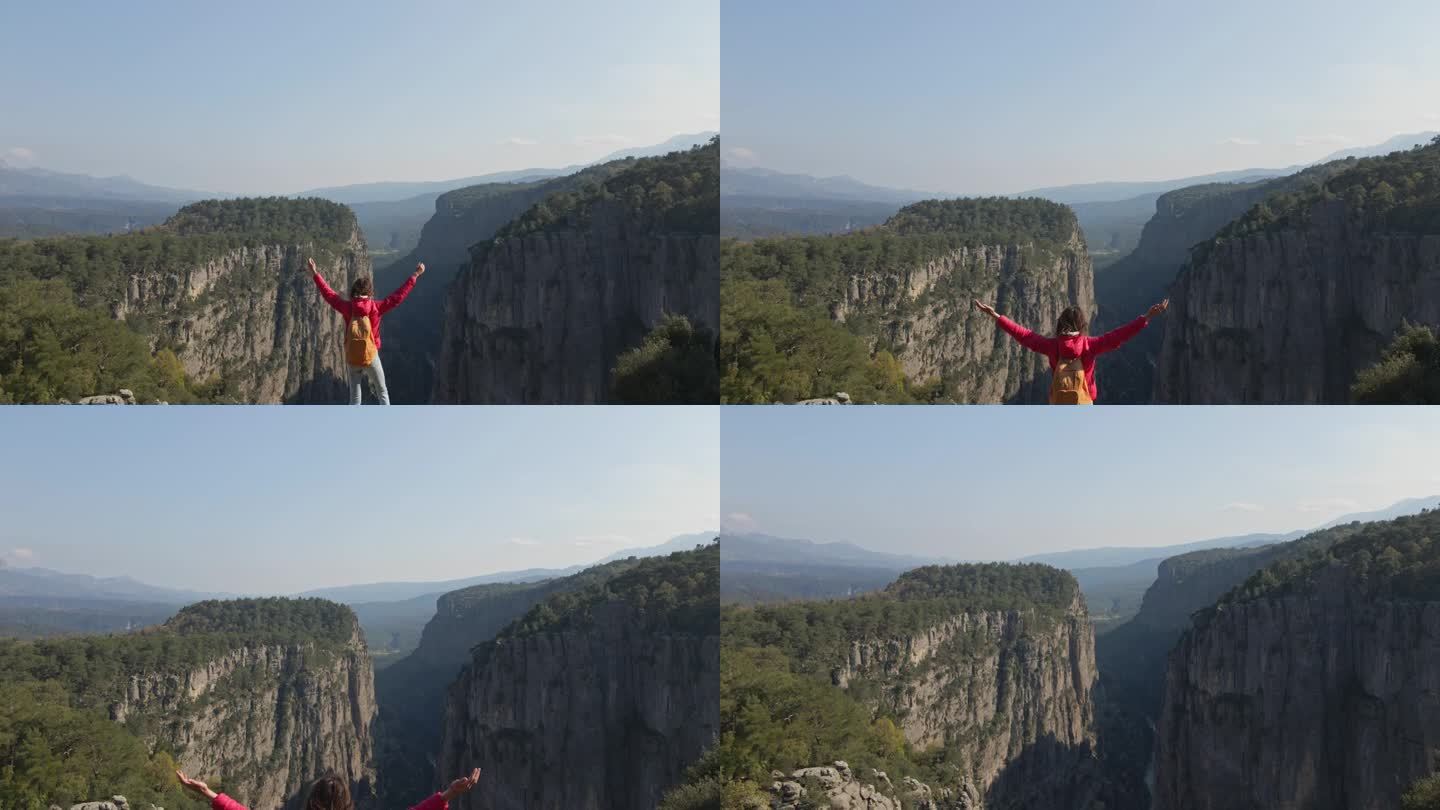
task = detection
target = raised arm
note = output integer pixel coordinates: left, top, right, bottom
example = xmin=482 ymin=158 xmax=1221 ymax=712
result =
xmin=307 ymin=258 xmax=347 ymax=314
xmin=177 ymin=770 xmax=247 ymax=810
xmin=379 ymin=262 xmax=425 ymax=314
xmin=975 ymin=300 xmax=1058 ymax=356
xmin=1090 ymin=299 xmax=1168 ymax=354
xmin=407 ymin=767 xmax=482 ymax=810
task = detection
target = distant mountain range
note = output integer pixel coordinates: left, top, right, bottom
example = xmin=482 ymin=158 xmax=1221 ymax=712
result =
xmin=720 ymin=496 xmax=1440 ymax=608
xmin=0 ymin=132 xmax=717 ymax=208
xmin=0 ymin=564 xmax=231 ymax=603
xmin=0 ymin=530 xmax=716 ymax=608
xmin=291 ymin=132 xmax=718 ymax=203
xmin=0 ymin=160 xmax=211 ymax=202
xmin=723 ymin=132 xmax=1439 ymax=206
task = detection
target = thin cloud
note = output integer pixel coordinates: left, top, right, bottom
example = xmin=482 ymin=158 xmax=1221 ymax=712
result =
xmin=1297 ymin=497 xmax=1360 ymax=514
xmin=574 ymin=134 xmax=631 ymax=146
xmin=504 ymin=537 xmax=539 ymax=546
xmin=4 ymin=147 xmax=36 ymax=164
xmin=722 ymin=511 xmax=756 ymax=531
xmin=573 ymin=534 xmax=631 ymax=547
xmin=1294 ymin=134 xmax=1351 ymax=147
xmin=3 ymin=547 xmax=35 ymax=565
xmin=726 ymin=146 xmax=757 ymax=162
xmin=1221 ymin=502 xmax=1264 ymax=512
xmin=1218 ymin=137 xmax=1260 ymax=146
xmin=1424 ymin=112 xmax=1440 ymax=122
xmin=503 ymin=136 xmax=539 ymax=146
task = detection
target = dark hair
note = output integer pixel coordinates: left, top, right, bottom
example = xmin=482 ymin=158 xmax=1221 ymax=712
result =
xmin=1055 ymin=306 xmax=1088 ymax=336
xmin=350 ymin=277 xmax=374 ymax=298
xmin=305 ymin=774 xmax=353 ymax=810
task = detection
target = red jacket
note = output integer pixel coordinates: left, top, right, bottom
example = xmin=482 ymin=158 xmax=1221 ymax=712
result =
xmin=993 ymin=314 xmax=1149 ymax=402
xmin=212 ymin=792 xmax=447 ymax=810
xmin=312 ymin=272 xmax=416 ymax=351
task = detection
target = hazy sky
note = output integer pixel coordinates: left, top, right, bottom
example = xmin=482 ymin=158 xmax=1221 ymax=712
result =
xmin=721 ymin=407 xmax=1440 ymax=561
xmin=722 ymin=0 xmax=1440 ymax=194
xmin=0 ymin=0 xmax=718 ymax=194
xmin=0 ymin=407 xmax=718 ymax=594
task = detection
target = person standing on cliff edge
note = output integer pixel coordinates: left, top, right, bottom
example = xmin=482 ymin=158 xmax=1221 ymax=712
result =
xmin=177 ymin=768 xmax=481 ymax=810
xmin=971 ymin=298 xmax=1169 ymax=404
xmin=306 ymin=258 xmax=424 ymax=405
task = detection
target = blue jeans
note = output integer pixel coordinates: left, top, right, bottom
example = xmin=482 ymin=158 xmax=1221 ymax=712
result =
xmin=348 ymin=355 xmax=390 ymax=405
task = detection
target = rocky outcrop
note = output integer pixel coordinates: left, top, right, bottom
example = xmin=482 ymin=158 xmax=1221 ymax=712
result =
xmin=111 ymin=622 xmax=377 ymax=810
xmin=834 ymin=592 xmax=1099 ymax=809
xmin=834 ymin=229 xmax=1094 ymax=403
xmin=111 ymin=228 xmax=368 ymax=403
xmin=437 ymin=602 xmax=718 ymax=810
xmin=1154 ymin=200 xmax=1440 ymax=403
xmin=768 ymin=761 xmax=969 ymax=810
xmin=1154 ymin=567 xmax=1440 ymax=810
xmin=431 ymin=206 xmax=719 ymax=403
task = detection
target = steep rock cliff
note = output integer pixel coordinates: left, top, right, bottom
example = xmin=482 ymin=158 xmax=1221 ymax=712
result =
xmin=374 ymin=560 xmax=644 ymax=804
xmin=117 ymin=233 xmax=368 ymax=403
xmin=721 ymin=198 xmax=1095 ymax=403
xmin=371 ymin=166 xmax=630 ymax=403
xmin=112 ymin=626 xmax=378 ymax=810
xmin=0 ymin=197 xmax=370 ymax=403
xmin=1154 ymin=509 xmax=1440 ymax=809
xmin=722 ymin=563 xmax=1103 ymax=810
xmin=437 ymin=545 xmax=719 ymax=810
xmin=837 ymin=234 xmax=1094 ymax=403
xmin=432 ymin=140 xmax=719 ymax=404
xmin=0 ymin=597 xmax=378 ymax=810
xmin=836 ymin=592 xmax=1099 ymax=808
xmin=1154 ymin=140 xmax=1440 ymax=403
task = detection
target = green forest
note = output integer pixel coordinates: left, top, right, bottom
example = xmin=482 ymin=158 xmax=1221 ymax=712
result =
xmin=610 ymin=314 xmax=720 ymax=404
xmin=720 ymin=198 xmax=1079 ymax=403
xmin=1203 ymin=136 xmax=1440 ymax=255
xmin=720 ymin=563 xmax=1081 ymax=803
xmin=500 ymin=542 xmax=719 ymax=639
xmin=0 ymin=198 xmax=359 ymax=404
xmin=1214 ymin=508 xmax=1440 ymax=612
xmin=0 ymin=598 xmax=357 ymax=810
xmin=1352 ymin=322 xmax=1440 ymax=404
xmin=490 ymin=137 xmax=718 ymax=242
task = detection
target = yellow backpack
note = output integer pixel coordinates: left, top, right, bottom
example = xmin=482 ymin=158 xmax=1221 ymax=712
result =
xmin=1049 ymin=354 xmax=1092 ymax=405
xmin=345 ymin=310 xmax=378 ymax=368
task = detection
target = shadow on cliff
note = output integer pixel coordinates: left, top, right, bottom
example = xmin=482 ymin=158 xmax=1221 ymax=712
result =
xmin=984 ymin=734 xmax=1104 ymax=810
xmin=284 ymin=373 xmax=349 ymax=405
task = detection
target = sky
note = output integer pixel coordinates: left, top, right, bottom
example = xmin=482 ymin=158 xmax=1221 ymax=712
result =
xmin=721 ymin=0 xmax=1440 ymax=194
xmin=0 ymin=407 xmax=718 ymax=594
xmin=0 ymin=0 xmax=718 ymax=194
xmin=721 ymin=407 xmax=1440 ymax=561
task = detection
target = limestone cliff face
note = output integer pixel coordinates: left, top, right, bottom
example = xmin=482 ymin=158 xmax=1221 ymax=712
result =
xmin=1153 ymin=198 xmax=1440 ymax=403
xmin=374 ymin=179 xmax=601 ymax=404
xmin=834 ymin=593 xmax=1099 ymax=809
xmin=832 ymin=227 xmax=1094 ymax=403
xmin=110 ymin=623 xmax=378 ymax=810
xmin=1154 ymin=569 xmax=1440 ymax=810
xmin=432 ymin=202 xmax=719 ymax=403
xmin=113 ymin=226 xmax=369 ymax=403
xmin=437 ymin=604 xmax=719 ymax=810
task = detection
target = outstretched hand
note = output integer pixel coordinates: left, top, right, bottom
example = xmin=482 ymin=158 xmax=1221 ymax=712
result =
xmin=413 ymin=262 xmax=426 ymax=279
xmin=176 ymin=770 xmax=218 ymax=801
xmin=972 ymin=299 xmax=999 ymax=319
xmin=442 ymin=767 xmax=482 ymax=801
xmin=1146 ymin=299 xmax=1170 ymax=320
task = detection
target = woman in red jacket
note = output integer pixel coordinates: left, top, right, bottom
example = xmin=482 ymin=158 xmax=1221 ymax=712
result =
xmin=307 ymin=257 xmax=425 ymax=405
xmin=972 ymin=298 xmax=1169 ymax=404
xmin=177 ymin=767 xmax=480 ymax=810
